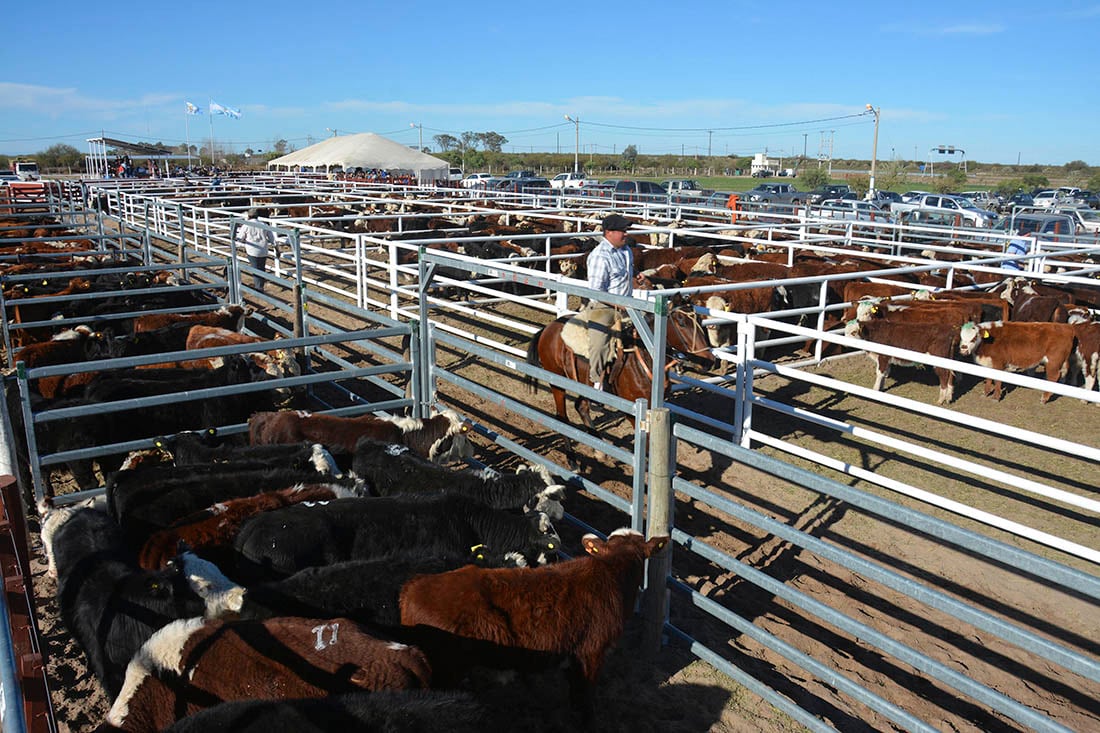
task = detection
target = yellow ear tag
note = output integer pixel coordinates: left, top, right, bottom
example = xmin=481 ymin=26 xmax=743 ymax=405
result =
xmin=982 ymin=330 xmax=990 ymax=338
xmin=547 ymin=542 xmax=555 ymax=550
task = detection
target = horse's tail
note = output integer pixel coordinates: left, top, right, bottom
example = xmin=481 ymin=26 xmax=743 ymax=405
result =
xmin=524 ymin=326 xmax=546 ymax=393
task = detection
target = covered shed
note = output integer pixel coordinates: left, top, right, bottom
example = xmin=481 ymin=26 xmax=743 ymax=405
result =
xmin=266 ymin=133 xmax=450 ymax=183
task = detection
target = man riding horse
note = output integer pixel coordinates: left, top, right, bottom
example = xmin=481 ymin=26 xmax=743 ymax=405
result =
xmin=584 ymin=214 xmax=635 ymax=392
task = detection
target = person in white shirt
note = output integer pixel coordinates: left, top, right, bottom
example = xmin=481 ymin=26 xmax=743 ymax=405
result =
xmin=236 ymin=207 xmax=275 ymax=291
xmin=584 ymin=213 xmax=635 ymax=391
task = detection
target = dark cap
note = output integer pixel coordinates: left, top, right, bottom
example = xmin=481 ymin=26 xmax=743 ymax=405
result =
xmin=601 ymin=213 xmax=633 ymax=231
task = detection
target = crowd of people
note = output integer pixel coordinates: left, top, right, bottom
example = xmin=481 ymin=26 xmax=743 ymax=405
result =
xmin=332 ymin=168 xmax=417 ymax=185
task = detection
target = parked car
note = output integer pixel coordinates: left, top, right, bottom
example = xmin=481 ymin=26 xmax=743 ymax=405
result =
xmin=461 ymin=172 xmax=494 ymax=188
xmin=900 ymin=190 xmax=932 ymax=203
xmin=1032 ymin=189 xmax=1070 ymax=209
xmin=746 ymin=182 xmax=806 ymax=205
xmin=807 ymin=184 xmax=853 ymax=205
xmin=585 ymin=179 xmax=667 ymax=204
xmin=817 ymin=199 xmax=886 ymax=221
xmin=494 ymin=177 xmax=551 ymax=194
xmin=0 ymin=170 xmax=19 ymax=184
xmin=891 ymin=193 xmax=999 ymax=228
xmin=549 ymin=171 xmax=593 ymax=189
xmin=867 ymin=190 xmax=903 ymax=211
xmin=1072 ymin=190 xmax=1100 ymax=209
xmin=751 ymin=169 xmax=774 ymax=178
xmin=503 ymin=170 xmax=535 ymax=179
xmin=448 ymin=167 xmax=464 ymax=182
xmin=1051 ymin=205 xmax=1100 ymax=235
xmin=994 ymin=212 xmax=1077 ymax=242
xmin=663 ymin=179 xmax=713 ymax=204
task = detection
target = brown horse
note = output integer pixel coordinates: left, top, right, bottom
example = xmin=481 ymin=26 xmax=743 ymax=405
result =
xmin=525 ymin=314 xmax=673 ymax=469
xmin=666 ymin=305 xmax=714 ymax=371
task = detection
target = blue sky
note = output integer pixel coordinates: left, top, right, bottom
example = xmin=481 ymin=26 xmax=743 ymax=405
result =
xmin=3 ymin=1 xmax=1098 ymax=166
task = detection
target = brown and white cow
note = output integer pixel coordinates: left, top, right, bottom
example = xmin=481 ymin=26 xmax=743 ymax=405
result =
xmin=103 ymin=616 xmax=431 ymax=732
xmin=958 ymin=321 xmax=1077 ymax=403
xmin=845 ymin=318 xmax=964 ymax=405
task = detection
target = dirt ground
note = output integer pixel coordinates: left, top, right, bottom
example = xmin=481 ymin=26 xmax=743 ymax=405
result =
xmin=23 ymin=276 xmax=1100 ymax=732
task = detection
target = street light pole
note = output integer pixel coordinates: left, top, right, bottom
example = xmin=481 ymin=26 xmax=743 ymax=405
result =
xmin=866 ymin=104 xmax=880 ymax=198
xmin=564 ymin=115 xmax=579 ymax=173
xmin=409 ymin=122 xmax=423 ymax=151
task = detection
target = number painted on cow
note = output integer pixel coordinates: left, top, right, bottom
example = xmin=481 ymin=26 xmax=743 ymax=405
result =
xmin=311 ymin=621 xmax=340 ymax=650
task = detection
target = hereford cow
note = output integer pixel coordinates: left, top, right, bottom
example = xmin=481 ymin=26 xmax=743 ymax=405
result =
xmin=101 ymin=616 xmax=432 ymax=733
xmin=130 ymin=304 xmax=248 ymax=334
xmin=351 ymin=438 xmax=564 ymax=519
xmin=958 ymin=321 xmax=1077 ymax=403
xmin=1071 ymin=321 xmax=1100 ymax=399
xmin=845 ymin=318 xmax=964 ymax=405
xmin=248 ymin=408 xmax=473 ymax=463
xmin=399 ymin=528 xmax=669 ymax=722
xmin=232 ymin=494 xmax=561 ymax=580
xmin=40 ymin=502 xmax=207 ymax=698
xmin=184 ymin=325 xmax=301 ymax=380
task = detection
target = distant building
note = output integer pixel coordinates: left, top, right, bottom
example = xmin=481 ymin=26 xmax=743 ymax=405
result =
xmin=751 ymin=153 xmax=778 ymax=176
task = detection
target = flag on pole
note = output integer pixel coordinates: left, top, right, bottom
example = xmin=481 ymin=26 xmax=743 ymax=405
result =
xmin=209 ymin=101 xmax=242 ymax=119
xmin=185 ymin=101 xmax=202 ymax=115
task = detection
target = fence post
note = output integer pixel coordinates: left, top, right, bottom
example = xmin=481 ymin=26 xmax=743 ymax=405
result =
xmin=642 ymin=406 xmax=673 ymax=655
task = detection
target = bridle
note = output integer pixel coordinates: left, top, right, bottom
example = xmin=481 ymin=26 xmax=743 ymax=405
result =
xmin=668 ymin=308 xmax=713 ymax=361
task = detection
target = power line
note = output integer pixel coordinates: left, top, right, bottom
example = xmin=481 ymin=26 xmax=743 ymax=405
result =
xmin=583 ymin=111 xmax=871 ymax=133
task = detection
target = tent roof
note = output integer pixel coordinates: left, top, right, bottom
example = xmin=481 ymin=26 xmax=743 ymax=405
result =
xmin=266 ymin=132 xmax=449 ymax=173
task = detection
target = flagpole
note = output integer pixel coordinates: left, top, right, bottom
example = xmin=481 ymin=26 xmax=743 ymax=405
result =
xmin=185 ymin=111 xmax=192 ymax=170
xmin=208 ymin=100 xmax=216 ymax=169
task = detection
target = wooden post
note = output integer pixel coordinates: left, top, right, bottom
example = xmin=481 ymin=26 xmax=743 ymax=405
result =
xmin=642 ymin=407 xmax=673 ymax=656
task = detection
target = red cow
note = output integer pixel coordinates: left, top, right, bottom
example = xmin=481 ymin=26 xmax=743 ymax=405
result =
xmin=399 ymin=528 xmax=668 ymax=723
xmin=248 ymin=408 xmax=473 ymax=463
xmin=845 ymin=318 xmax=964 ymax=405
xmin=101 ymin=616 xmax=431 ymax=732
xmin=958 ymin=321 xmax=1077 ymax=403
xmin=131 ymin=304 xmax=248 ymax=334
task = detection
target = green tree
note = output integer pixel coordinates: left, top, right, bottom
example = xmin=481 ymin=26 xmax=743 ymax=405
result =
xmin=433 ymin=134 xmax=458 ymax=152
xmin=1021 ymin=173 xmax=1048 ymax=190
xmin=1088 ymin=173 xmax=1100 ymax=192
xmin=850 ymin=175 xmax=870 ymax=197
xmin=478 ymin=132 xmax=507 ymax=153
xmin=273 ymin=139 xmax=288 ymax=154
xmin=1064 ymin=160 xmax=1089 ymax=173
xmin=621 ymin=145 xmax=638 ymax=170
xmin=37 ymin=143 xmax=83 ymax=172
xmin=798 ymin=167 xmax=830 ymax=190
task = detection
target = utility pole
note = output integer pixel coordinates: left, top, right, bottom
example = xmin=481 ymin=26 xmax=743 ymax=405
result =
xmin=707 ymin=130 xmax=713 ymax=158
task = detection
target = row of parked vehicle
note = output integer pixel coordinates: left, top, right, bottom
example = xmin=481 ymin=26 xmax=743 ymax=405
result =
xmin=453 ymin=171 xmax=1098 ymax=237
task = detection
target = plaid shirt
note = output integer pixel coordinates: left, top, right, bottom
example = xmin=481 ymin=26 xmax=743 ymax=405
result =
xmin=586 ymin=237 xmax=634 ymax=297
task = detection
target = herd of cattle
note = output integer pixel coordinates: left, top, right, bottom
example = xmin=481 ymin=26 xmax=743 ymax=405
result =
xmin=0 ymin=211 xmax=674 ymax=730
xmin=197 ymin=191 xmax=1100 ymax=406
xmin=5 ymin=193 xmax=1100 ymax=730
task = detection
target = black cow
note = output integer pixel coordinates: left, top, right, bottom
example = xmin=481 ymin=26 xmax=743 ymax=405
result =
xmin=351 ymin=437 xmax=563 ymax=518
xmin=108 ymin=462 xmax=359 ymax=548
xmin=40 ymin=360 xmax=276 ymax=488
xmin=187 ymin=548 xmax=515 ymax=627
xmin=40 ymin=501 xmax=206 ymax=698
xmin=154 ymin=690 xmax=487 ymax=733
xmin=232 ymin=494 xmax=561 ymax=581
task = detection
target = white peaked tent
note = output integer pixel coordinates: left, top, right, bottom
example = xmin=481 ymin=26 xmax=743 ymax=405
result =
xmin=266 ymin=132 xmax=450 ymax=182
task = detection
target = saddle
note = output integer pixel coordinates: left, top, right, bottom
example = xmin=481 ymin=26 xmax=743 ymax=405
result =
xmin=560 ymin=309 xmax=626 ymax=384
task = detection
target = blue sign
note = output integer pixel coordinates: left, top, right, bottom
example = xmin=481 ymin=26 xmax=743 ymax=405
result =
xmin=919 ymin=164 xmax=926 ymax=172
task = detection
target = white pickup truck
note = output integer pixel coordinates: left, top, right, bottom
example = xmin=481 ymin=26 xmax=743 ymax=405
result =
xmin=891 ymin=193 xmax=998 ymax=228
xmin=549 ymin=171 xmax=593 ymax=189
